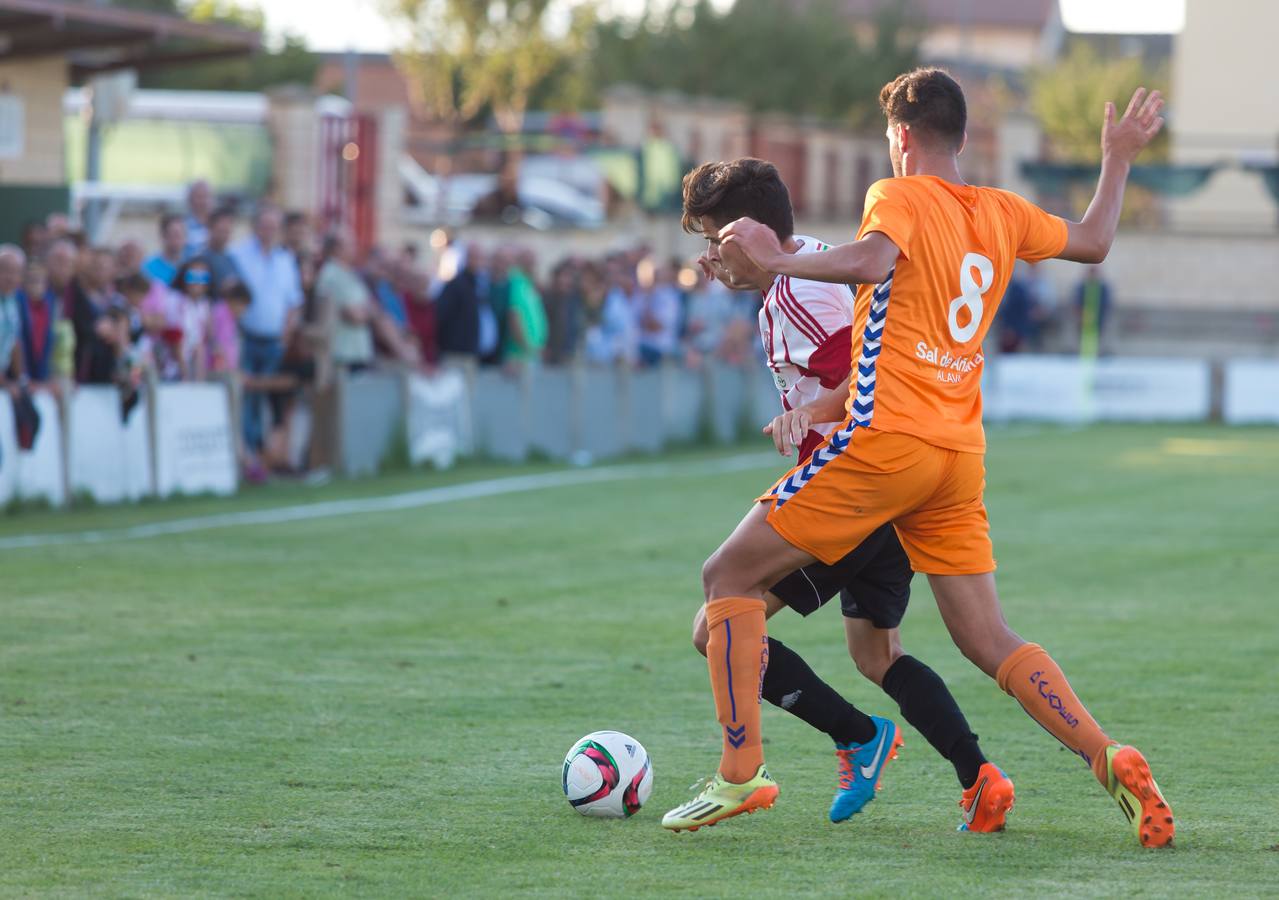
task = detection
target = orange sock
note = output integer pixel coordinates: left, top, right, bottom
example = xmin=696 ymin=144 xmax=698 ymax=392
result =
xmin=996 ymin=642 xmax=1116 ymax=785
xmin=704 ymin=596 xmax=769 ymax=783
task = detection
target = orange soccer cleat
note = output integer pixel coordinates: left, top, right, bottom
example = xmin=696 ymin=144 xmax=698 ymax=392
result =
xmin=958 ymin=762 xmax=1015 ymax=833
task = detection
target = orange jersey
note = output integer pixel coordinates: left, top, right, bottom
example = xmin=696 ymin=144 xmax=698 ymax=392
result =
xmin=850 ymin=175 xmax=1068 ymax=453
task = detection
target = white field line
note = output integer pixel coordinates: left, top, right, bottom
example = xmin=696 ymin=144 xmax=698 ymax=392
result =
xmin=0 ymin=453 xmax=778 ymax=551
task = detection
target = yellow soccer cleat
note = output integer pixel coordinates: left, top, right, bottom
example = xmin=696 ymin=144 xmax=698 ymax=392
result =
xmin=661 ymin=766 xmax=779 ymax=832
xmin=1104 ymin=744 xmax=1175 ymax=848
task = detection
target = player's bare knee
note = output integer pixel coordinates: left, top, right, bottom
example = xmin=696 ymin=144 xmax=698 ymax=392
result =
xmin=700 ymin=553 xmax=720 ymax=599
xmin=691 ymin=611 xmax=710 ymax=657
xmin=691 ymin=631 xmax=709 ymax=657
xmin=853 ymin=653 xmax=881 ymax=685
xmin=845 ymin=621 xmax=904 ymax=686
xmin=700 ymin=547 xmax=738 ymax=598
xmin=853 ymin=646 xmax=898 ymax=686
xmin=701 ymin=548 xmax=758 ymax=599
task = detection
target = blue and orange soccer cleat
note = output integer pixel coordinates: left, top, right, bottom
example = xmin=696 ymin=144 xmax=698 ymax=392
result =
xmin=1104 ymin=744 xmax=1174 ymax=848
xmin=958 ymin=762 xmax=1015 ymax=833
xmin=830 ymin=716 xmax=903 ymax=822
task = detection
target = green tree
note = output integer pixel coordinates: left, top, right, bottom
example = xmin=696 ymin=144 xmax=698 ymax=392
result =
xmin=589 ymin=0 xmax=919 ymax=126
xmin=1030 ymin=41 xmax=1169 ymax=162
xmin=385 ymin=0 xmax=595 ymax=134
xmin=112 ymin=0 xmax=182 ymax=12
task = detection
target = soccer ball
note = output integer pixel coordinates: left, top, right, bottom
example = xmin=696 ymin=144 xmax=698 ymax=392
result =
xmin=562 ymin=730 xmax=653 ymax=818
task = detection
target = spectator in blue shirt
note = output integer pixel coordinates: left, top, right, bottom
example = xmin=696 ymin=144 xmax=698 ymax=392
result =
xmin=230 ymin=206 xmax=302 ymax=453
xmin=636 ymin=257 xmax=682 ymax=366
xmin=364 ymin=247 xmax=409 ymax=328
xmin=198 ymin=208 xmax=242 ymax=298
xmin=184 ymin=179 xmax=214 ymax=258
xmin=0 ymin=245 xmax=25 ymax=387
xmin=142 ymin=214 xmax=187 ymax=285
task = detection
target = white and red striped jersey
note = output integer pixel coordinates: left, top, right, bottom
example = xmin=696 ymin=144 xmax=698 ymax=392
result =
xmin=758 ymin=235 xmax=857 ymax=461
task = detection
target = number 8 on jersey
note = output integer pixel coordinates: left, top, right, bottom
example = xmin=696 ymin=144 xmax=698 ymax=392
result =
xmin=948 ymin=253 xmax=993 ymax=343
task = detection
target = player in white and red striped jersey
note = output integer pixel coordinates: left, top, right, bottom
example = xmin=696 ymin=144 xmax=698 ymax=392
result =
xmin=667 ymin=157 xmax=1008 ymax=834
xmin=755 ymin=237 xmax=857 ymax=462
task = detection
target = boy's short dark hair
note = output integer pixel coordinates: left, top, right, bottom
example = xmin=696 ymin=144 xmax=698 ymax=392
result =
xmin=160 ymin=213 xmax=184 ymax=234
xmin=209 ymin=206 xmax=236 ymax=226
xmin=681 ymin=158 xmax=794 ymax=241
xmin=117 ymin=273 xmax=152 ymax=296
xmin=879 ymin=67 xmax=967 ymax=151
xmin=224 ymin=280 xmax=252 ymax=303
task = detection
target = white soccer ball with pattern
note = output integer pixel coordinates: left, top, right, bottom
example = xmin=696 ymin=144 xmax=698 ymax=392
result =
xmin=562 ymin=730 xmax=653 ymax=818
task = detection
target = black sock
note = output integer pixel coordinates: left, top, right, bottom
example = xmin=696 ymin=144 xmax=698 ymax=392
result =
xmin=881 ymin=655 xmax=987 ymax=789
xmin=761 ymin=637 xmax=877 ymax=745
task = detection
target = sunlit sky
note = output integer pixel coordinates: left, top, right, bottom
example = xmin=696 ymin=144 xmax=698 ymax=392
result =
xmin=256 ymin=0 xmax=1186 ymax=54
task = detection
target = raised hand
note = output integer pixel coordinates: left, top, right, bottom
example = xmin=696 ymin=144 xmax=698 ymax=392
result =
xmin=1102 ymin=87 xmax=1164 ymax=165
xmin=695 ymin=248 xmax=715 ymax=283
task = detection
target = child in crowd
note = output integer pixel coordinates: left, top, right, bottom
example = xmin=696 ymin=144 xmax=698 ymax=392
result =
xmin=118 ymin=274 xmax=174 ymax=382
xmin=99 ymin=305 xmax=146 ymax=419
xmin=117 ymin=274 xmax=151 ymax=343
xmin=140 ymin=314 xmax=181 ymax=382
xmin=169 ymin=259 xmax=214 ymax=381
xmin=208 ymin=281 xmax=249 ymax=374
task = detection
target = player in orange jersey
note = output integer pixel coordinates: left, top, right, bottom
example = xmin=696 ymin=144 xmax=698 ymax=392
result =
xmin=669 ymin=158 xmax=1010 ymax=833
xmin=666 ymin=68 xmax=1173 ymax=848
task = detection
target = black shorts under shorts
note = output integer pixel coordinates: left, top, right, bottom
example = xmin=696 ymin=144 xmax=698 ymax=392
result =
xmin=769 ymin=523 xmax=912 ymax=629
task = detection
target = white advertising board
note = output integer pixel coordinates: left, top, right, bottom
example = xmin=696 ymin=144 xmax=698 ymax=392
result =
xmin=5 ymin=391 xmax=66 ymax=506
xmin=1091 ymin=358 xmax=1212 ymax=422
xmin=1223 ymin=359 xmax=1279 ymax=424
xmin=406 ymin=370 xmax=469 ymax=468
xmin=984 ymin=356 xmax=1088 ymax=422
xmin=984 ymin=355 xmax=1211 ymax=423
xmin=153 ymin=383 xmax=237 ymax=497
xmin=68 ymin=387 xmax=152 ymax=503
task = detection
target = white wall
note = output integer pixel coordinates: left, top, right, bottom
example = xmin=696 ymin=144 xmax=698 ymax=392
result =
xmin=1170 ymin=0 xmax=1279 ymax=231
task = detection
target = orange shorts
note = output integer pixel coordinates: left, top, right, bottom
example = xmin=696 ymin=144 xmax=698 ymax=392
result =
xmin=760 ymin=426 xmax=995 ymax=576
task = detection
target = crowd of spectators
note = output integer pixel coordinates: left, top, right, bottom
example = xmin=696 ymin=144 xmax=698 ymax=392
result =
xmin=1 ymin=179 xmax=766 ymax=481
xmin=1 ymin=179 xmax=1130 ymax=487
xmin=431 ymin=241 xmax=762 ymax=371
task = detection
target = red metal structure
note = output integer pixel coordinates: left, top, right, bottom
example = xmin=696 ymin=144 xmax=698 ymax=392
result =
xmin=318 ymin=113 xmax=379 ymax=253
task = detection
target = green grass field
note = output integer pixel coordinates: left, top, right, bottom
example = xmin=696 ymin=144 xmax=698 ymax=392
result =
xmin=2 ymin=425 xmax=1278 ymax=897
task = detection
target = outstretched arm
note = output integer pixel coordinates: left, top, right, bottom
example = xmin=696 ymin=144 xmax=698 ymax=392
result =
xmin=718 ymin=221 xmax=900 ymax=287
xmin=1060 ymin=88 xmax=1164 ymax=264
